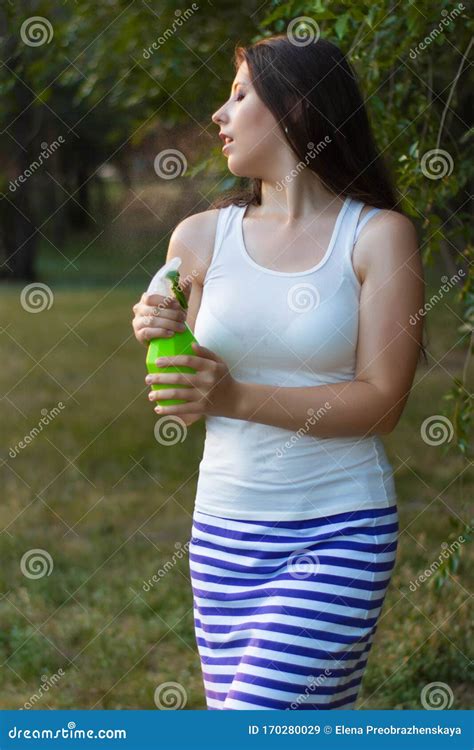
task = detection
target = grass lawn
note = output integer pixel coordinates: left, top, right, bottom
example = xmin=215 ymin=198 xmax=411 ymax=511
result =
xmin=0 ymin=249 xmax=472 ymax=709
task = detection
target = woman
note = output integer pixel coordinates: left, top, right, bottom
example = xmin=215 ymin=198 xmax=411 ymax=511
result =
xmin=132 ymin=34 xmax=425 ymax=710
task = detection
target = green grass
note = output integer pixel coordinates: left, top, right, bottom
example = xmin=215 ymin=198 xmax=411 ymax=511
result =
xmin=0 ymin=263 xmax=472 ymax=710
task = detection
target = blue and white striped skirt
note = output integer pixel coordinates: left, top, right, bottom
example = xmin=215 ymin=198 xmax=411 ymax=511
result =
xmin=188 ymin=504 xmax=398 ymax=710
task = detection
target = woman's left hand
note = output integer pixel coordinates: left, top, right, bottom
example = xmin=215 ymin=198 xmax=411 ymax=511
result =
xmin=145 ymin=342 xmax=241 ymax=420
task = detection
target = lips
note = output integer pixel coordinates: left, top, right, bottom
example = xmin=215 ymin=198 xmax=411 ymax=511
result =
xmin=219 ymin=132 xmax=234 ymax=144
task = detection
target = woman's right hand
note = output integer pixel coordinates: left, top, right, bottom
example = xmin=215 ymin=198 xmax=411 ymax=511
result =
xmin=132 ymin=292 xmax=188 ymax=345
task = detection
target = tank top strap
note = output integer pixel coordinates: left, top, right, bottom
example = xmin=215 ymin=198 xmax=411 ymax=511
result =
xmin=213 ymin=204 xmax=235 ymax=262
xmin=330 ymin=196 xmax=366 ymax=271
xmin=355 ymin=206 xmax=382 ymax=242
xmin=203 ymin=204 xmax=236 ymax=283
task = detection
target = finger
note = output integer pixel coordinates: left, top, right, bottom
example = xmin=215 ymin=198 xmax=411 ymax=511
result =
xmin=182 ymin=412 xmax=202 ymax=421
xmin=149 ymin=388 xmax=199 ymax=402
xmin=154 ymin=401 xmax=203 ymax=415
xmin=138 ymin=328 xmax=176 ymax=342
xmin=190 ymin=342 xmax=222 ymax=362
xmin=135 ymin=304 xmax=186 ymax=322
xmin=178 ymin=413 xmax=202 ymax=427
xmin=145 ymin=372 xmax=199 ymax=385
xmin=142 ymin=291 xmax=181 ymax=309
xmin=136 ymin=316 xmax=187 ymax=334
xmin=154 ymin=354 xmax=209 ymax=370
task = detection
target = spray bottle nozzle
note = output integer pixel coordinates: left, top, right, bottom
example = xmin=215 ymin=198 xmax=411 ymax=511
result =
xmin=166 ymin=270 xmax=188 ymax=310
xmin=145 ymin=257 xmax=183 ymax=305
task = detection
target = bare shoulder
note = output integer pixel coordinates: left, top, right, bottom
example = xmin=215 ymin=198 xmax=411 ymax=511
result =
xmin=166 ymin=208 xmax=220 ymax=286
xmin=353 ymin=207 xmax=421 ymax=285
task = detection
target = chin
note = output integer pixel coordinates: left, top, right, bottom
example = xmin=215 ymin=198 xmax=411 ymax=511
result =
xmin=227 ymin=158 xmax=260 ymax=179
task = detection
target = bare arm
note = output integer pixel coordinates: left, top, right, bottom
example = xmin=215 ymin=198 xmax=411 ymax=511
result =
xmin=163 ymin=209 xmax=220 ymax=332
xmin=232 ymin=211 xmax=425 ymax=437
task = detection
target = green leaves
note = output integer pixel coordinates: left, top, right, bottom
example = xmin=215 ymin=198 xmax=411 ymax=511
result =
xmin=334 ymin=12 xmax=350 ymax=40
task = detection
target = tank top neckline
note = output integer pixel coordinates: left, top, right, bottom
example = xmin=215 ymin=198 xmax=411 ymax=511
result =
xmin=237 ymin=195 xmax=352 ymax=277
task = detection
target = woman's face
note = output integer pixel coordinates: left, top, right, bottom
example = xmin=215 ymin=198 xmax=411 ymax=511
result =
xmin=211 ymin=61 xmax=286 ymax=179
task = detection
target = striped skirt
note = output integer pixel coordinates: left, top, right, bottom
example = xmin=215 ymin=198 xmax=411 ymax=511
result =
xmin=188 ymin=504 xmax=398 ymax=710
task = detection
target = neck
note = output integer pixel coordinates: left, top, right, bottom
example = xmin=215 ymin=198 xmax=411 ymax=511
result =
xmin=259 ymin=171 xmax=342 ymax=223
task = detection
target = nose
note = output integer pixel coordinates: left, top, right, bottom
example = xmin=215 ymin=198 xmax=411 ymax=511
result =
xmin=211 ymin=103 xmax=227 ymax=126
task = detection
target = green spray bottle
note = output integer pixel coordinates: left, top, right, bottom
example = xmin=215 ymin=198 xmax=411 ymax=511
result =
xmin=145 ymin=257 xmax=198 ymax=406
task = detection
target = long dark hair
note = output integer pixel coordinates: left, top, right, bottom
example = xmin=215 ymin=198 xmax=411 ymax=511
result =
xmin=210 ymin=34 xmax=400 ymax=211
xmin=209 ymin=33 xmax=428 ymax=364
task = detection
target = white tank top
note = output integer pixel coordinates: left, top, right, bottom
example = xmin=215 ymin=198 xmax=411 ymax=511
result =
xmin=193 ymin=196 xmax=397 ymax=520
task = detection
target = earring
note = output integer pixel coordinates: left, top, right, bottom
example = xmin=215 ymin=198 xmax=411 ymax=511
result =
xmin=284 ymin=126 xmax=288 ymax=133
